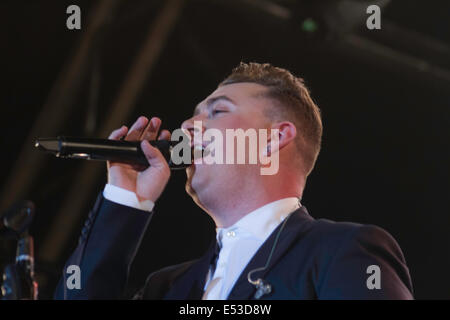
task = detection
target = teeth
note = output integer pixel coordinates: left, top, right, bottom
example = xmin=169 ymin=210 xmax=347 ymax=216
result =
xmin=193 ymin=145 xmax=204 ymax=161
xmin=192 ymin=145 xmax=210 ymax=159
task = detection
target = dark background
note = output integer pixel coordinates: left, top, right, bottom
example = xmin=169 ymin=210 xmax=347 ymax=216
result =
xmin=1 ymin=0 xmax=449 ymax=299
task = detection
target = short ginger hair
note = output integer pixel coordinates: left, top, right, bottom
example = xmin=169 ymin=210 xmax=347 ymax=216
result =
xmin=220 ymin=62 xmax=323 ymax=176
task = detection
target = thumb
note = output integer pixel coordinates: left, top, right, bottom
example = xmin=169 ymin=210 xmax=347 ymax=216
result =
xmin=141 ymin=140 xmax=169 ymax=169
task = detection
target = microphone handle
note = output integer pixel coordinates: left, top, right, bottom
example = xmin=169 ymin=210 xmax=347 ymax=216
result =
xmin=36 ymin=137 xmax=190 ymax=170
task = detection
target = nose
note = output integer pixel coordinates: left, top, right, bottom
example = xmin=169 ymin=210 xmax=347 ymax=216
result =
xmin=181 ymin=115 xmax=205 ymax=142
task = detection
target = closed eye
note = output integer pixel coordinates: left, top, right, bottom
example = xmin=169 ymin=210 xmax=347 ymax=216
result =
xmin=210 ymin=109 xmax=227 ymax=117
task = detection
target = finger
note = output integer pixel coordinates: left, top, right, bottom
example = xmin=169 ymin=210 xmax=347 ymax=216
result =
xmin=158 ymin=129 xmax=171 ymax=141
xmin=125 ymin=116 xmax=149 ymax=141
xmin=141 ymin=140 xmax=169 ymax=169
xmin=140 ymin=117 xmax=161 ymax=141
xmin=108 ymin=126 xmax=128 ymax=140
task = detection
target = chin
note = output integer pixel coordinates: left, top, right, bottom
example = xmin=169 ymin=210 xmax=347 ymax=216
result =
xmin=185 ymin=165 xmax=213 ymax=212
xmin=186 ymin=163 xmax=204 ymax=195
xmin=188 ymin=162 xmax=218 ymax=197
xmin=190 ymin=165 xmax=205 ymax=189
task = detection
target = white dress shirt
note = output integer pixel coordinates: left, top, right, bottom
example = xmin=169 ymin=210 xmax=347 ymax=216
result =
xmin=201 ymin=197 xmax=300 ymax=300
xmin=103 ymin=183 xmax=155 ymax=212
xmin=102 ymin=183 xmax=300 ymax=300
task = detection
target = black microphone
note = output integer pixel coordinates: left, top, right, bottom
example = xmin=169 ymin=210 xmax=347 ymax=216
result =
xmin=34 ymin=136 xmax=192 ymax=170
xmin=0 ymin=200 xmax=35 ymax=238
xmin=1 ymin=201 xmax=38 ymax=299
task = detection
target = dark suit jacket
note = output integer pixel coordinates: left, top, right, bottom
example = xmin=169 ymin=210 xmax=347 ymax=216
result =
xmin=54 ymin=194 xmax=413 ymax=299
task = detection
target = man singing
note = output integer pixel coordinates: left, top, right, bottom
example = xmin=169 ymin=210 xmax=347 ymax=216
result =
xmin=55 ymin=62 xmax=413 ymax=299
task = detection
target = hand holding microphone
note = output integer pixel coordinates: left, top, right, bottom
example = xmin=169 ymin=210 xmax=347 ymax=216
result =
xmin=35 ymin=116 xmax=190 ymax=203
xmin=107 ymin=116 xmax=171 ymax=203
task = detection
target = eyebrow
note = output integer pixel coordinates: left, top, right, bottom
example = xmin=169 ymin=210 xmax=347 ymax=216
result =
xmin=193 ymin=95 xmax=236 ymax=116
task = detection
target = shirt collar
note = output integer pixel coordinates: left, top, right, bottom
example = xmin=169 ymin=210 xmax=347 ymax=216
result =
xmin=216 ymin=197 xmax=301 ymax=245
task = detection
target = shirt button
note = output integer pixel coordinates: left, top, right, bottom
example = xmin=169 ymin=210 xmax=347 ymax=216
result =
xmin=226 ymin=231 xmax=236 ymax=237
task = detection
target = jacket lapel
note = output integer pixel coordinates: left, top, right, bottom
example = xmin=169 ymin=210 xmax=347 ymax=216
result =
xmin=164 ymin=238 xmax=218 ymax=299
xmin=227 ymin=206 xmax=314 ymax=300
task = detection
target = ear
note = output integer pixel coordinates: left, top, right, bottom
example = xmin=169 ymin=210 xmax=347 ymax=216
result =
xmin=267 ymin=121 xmax=297 ymax=154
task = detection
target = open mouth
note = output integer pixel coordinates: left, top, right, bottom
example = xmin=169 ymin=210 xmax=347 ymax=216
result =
xmin=169 ymin=142 xmax=211 ymax=169
xmin=192 ymin=144 xmax=211 ymax=162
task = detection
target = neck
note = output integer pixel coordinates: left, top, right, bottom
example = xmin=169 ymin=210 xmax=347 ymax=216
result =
xmin=203 ymin=174 xmax=304 ymax=228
